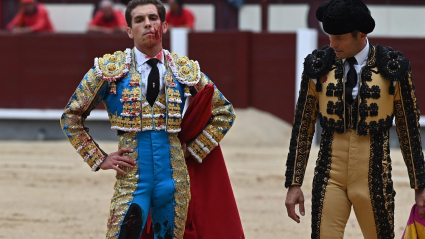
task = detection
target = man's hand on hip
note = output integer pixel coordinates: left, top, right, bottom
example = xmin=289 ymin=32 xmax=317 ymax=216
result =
xmin=285 ymin=185 xmax=305 ymax=223
xmin=415 ymin=189 xmax=425 ymax=218
xmin=180 ymin=143 xmax=191 ymax=158
xmin=99 ymin=148 xmax=136 ymax=175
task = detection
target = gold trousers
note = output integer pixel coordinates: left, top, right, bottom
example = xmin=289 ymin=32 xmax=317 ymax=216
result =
xmin=311 ymin=129 xmax=395 ymax=239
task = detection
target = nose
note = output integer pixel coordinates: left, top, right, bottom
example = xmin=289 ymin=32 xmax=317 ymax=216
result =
xmin=330 ymin=38 xmax=337 ymax=50
xmin=145 ymin=18 xmax=151 ymax=28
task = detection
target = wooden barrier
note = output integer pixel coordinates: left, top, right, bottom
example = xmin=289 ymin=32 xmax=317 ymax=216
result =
xmin=1 ymin=32 xmax=424 ymax=125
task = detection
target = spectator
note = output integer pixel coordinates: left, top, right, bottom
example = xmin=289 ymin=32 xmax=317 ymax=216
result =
xmin=166 ymin=0 xmax=194 ymax=30
xmin=88 ymin=0 xmax=127 ymax=34
xmin=7 ymin=0 xmax=54 ymax=34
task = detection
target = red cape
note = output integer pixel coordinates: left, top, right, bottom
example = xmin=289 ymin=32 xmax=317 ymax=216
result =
xmin=141 ymin=84 xmax=244 ymax=239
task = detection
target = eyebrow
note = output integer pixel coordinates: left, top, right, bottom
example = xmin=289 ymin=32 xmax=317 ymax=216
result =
xmin=133 ymin=13 xmax=159 ymax=19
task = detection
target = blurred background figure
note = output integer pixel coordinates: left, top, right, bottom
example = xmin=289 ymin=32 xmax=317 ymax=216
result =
xmin=166 ymin=0 xmax=194 ymax=30
xmin=87 ymin=0 xmax=127 ymax=34
xmin=6 ymin=0 xmax=54 ymax=34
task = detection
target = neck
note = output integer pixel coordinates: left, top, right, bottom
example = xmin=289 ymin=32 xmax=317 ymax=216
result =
xmin=135 ymin=43 xmax=163 ymax=58
xmin=354 ymin=38 xmax=367 ymax=57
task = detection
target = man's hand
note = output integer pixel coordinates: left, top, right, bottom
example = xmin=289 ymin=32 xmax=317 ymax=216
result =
xmin=181 ymin=143 xmax=191 ymax=158
xmin=285 ymin=185 xmax=305 ymax=223
xmin=99 ymin=148 xmax=136 ymax=175
xmin=415 ymin=189 xmax=425 ymax=218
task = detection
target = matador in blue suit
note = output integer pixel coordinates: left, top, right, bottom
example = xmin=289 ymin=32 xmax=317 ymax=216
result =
xmin=60 ymin=0 xmax=235 ymax=238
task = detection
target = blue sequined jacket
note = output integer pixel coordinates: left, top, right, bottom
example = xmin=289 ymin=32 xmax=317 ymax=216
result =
xmin=60 ymin=48 xmax=236 ymax=171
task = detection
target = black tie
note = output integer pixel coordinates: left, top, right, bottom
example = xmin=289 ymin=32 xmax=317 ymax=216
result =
xmin=146 ymin=58 xmax=160 ymax=106
xmin=345 ymin=57 xmax=357 ymax=105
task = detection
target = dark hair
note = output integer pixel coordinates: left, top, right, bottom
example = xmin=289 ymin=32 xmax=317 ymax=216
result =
xmin=351 ymin=30 xmax=360 ymax=39
xmin=125 ymin=0 xmax=166 ymax=27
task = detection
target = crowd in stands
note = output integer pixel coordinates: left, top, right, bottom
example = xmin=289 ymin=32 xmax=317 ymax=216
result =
xmin=6 ymin=0 xmax=195 ymax=34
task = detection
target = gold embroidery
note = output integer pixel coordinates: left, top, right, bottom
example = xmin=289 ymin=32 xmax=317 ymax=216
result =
xmin=184 ymin=85 xmax=190 ymax=96
xmin=106 ymin=134 xmax=139 ymax=239
xmin=188 ymin=142 xmax=208 ymax=159
xmin=167 ymin=88 xmax=181 ymax=99
xmin=97 ymin=51 xmax=127 ymax=78
xmin=168 ymin=134 xmax=190 ymax=239
xmin=108 ymin=55 xmax=117 ymax=62
xmin=180 ymin=66 xmax=191 ymax=75
xmin=110 ymin=114 xmax=141 ymax=130
xmin=129 ymin=73 xmax=141 ymax=86
xmin=176 ymin=57 xmax=188 ymax=66
xmin=122 ymin=102 xmax=131 ymax=115
xmin=167 ymin=118 xmax=182 ymax=131
xmin=197 ymin=133 xmax=214 ymax=151
xmin=168 ymin=102 xmax=181 ymax=115
xmin=107 ymin=63 xmax=117 ymax=72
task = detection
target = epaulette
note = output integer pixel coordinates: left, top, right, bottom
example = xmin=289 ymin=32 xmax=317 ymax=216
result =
xmin=94 ymin=48 xmax=131 ymax=82
xmin=376 ymin=44 xmax=410 ymax=82
xmin=166 ymin=51 xmax=201 ymax=86
xmin=303 ymin=45 xmax=335 ymax=80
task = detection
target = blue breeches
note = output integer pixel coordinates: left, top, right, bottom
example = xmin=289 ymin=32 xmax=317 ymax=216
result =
xmin=118 ymin=131 xmax=175 ymax=239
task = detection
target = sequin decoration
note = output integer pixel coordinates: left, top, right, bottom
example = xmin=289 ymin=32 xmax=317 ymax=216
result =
xmin=186 ymin=73 xmax=235 ymax=161
xmin=168 ymin=134 xmax=190 ymax=239
xmin=60 ymin=68 xmax=109 ymax=170
xmin=286 ymin=75 xmax=319 ymax=187
xmin=368 ymin=132 xmax=395 ymax=238
xmin=106 ymin=134 xmax=139 ymax=239
xmin=311 ymin=130 xmax=334 ymax=239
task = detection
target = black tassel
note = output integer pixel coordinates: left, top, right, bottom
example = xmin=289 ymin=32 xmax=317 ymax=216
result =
xmin=316 ymin=80 xmax=322 ymax=92
xmin=389 ymin=82 xmax=395 ymax=95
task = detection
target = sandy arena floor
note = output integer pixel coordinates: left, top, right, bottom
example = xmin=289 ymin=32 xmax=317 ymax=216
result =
xmin=0 ymin=108 xmax=417 ymax=238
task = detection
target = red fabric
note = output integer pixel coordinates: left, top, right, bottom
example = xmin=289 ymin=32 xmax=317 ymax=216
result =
xmin=141 ymin=84 xmax=244 ymax=239
xmin=166 ymin=8 xmax=194 ymax=29
xmin=88 ymin=10 xmax=127 ymax=28
xmin=6 ymin=3 xmax=54 ymax=32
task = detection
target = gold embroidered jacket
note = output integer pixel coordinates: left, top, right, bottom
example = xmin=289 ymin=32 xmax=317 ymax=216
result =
xmin=285 ymin=44 xmax=425 ymax=189
xmin=60 ymin=48 xmax=235 ymax=171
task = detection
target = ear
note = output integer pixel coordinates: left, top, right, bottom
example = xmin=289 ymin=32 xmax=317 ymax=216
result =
xmin=127 ymin=26 xmax=133 ymax=39
xmin=359 ymin=32 xmax=367 ymax=41
xmin=162 ymin=21 xmax=168 ymax=34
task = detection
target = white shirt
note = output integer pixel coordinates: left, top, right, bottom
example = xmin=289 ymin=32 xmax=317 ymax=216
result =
xmin=312 ymin=39 xmax=369 ymax=99
xmin=133 ymin=47 xmax=166 ymax=97
xmin=342 ymin=38 xmax=370 ymax=99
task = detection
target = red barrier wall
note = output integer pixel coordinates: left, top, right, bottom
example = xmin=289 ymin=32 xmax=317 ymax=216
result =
xmin=1 ymin=32 xmax=425 ymax=125
xmin=188 ymin=32 xmax=296 ymax=123
xmin=0 ymin=33 xmax=169 ymax=109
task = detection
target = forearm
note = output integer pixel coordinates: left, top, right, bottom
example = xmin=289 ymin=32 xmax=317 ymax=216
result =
xmin=186 ymin=74 xmax=236 ymax=162
xmin=60 ymin=68 xmax=108 ymax=170
xmin=285 ymin=76 xmax=319 ymax=187
xmin=395 ymin=76 xmax=425 ymax=189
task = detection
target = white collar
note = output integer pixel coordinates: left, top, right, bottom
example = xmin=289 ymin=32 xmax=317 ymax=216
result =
xmin=133 ymin=47 xmax=164 ymax=67
xmin=343 ymin=38 xmax=369 ymax=65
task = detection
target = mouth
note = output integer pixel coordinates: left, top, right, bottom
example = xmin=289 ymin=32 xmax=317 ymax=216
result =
xmin=334 ymin=50 xmax=342 ymax=54
xmin=144 ymin=32 xmax=155 ymax=36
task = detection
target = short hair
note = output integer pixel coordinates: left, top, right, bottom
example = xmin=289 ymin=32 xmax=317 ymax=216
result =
xmin=125 ymin=0 xmax=166 ymax=27
xmin=351 ymin=30 xmax=360 ymax=39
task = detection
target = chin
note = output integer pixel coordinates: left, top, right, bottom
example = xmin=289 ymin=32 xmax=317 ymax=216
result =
xmin=335 ymin=53 xmax=345 ymax=59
